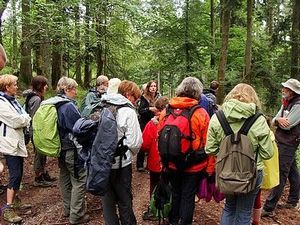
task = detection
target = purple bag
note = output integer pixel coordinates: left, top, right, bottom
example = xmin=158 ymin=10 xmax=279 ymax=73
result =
xmin=197 ymin=175 xmax=225 ymax=203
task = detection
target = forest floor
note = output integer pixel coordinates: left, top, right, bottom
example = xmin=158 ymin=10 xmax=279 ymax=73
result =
xmin=0 ymin=145 xmax=300 ymax=225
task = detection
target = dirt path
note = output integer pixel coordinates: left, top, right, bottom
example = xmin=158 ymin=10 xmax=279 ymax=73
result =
xmin=0 ymin=147 xmax=299 ymax=225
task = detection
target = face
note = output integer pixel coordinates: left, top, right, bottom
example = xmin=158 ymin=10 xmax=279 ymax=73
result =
xmin=41 ymin=84 xmax=48 ymax=96
xmin=65 ymin=87 xmax=77 ymax=100
xmin=126 ymin=93 xmax=138 ymax=106
xmin=282 ymin=87 xmax=293 ymax=99
xmin=5 ymin=81 xmax=18 ymax=96
xmin=149 ymin=82 xmax=157 ymax=94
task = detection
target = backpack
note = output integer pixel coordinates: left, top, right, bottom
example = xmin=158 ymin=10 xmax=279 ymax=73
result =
xmin=199 ymin=93 xmax=218 ymax=117
xmin=32 ymin=98 xmax=70 ymax=157
xmin=149 ymin=172 xmax=172 ymax=224
xmin=215 ymin=110 xmax=263 ymax=194
xmin=73 ymin=101 xmax=132 ymax=196
xmin=158 ymin=105 xmax=207 ymax=171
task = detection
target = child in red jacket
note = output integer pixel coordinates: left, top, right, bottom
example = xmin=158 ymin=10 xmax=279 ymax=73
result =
xmin=141 ymin=96 xmax=169 ymax=221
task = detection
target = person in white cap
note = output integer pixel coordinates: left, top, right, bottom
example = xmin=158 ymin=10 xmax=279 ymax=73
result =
xmin=262 ymin=78 xmax=300 ymax=217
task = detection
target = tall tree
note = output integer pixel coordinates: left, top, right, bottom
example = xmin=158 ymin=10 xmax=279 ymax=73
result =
xmin=210 ymin=0 xmax=215 ymax=67
xmin=243 ymin=0 xmax=253 ymax=83
xmin=74 ymin=3 xmax=82 ymax=84
xmin=0 ymin=0 xmax=9 ymax=44
xmin=11 ymin=0 xmax=18 ymax=69
xmin=185 ymin=0 xmax=191 ymax=72
xmin=217 ymin=0 xmax=232 ymax=103
xmin=290 ymin=0 xmax=300 ymax=79
xmin=20 ymin=0 xmax=32 ymax=84
xmin=84 ymin=1 xmax=91 ymax=88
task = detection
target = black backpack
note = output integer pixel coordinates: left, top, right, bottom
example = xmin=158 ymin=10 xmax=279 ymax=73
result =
xmin=215 ymin=110 xmax=262 ymax=194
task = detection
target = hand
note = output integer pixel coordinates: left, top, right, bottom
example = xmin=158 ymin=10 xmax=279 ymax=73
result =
xmin=149 ymin=107 xmax=157 ymax=113
xmin=277 ymin=117 xmax=290 ymax=128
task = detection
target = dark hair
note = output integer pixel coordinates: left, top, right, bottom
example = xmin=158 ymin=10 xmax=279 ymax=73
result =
xmin=155 ymin=96 xmax=169 ymax=111
xmin=31 ymin=76 xmax=48 ymax=93
xmin=210 ymin=80 xmax=220 ymax=90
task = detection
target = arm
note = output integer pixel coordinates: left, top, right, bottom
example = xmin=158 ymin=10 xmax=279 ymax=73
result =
xmin=138 ymin=96 xmax=150 ymax=115
xmin=0 ymin=101 xmax=31 ymax=129
xmin=205 ymin=115 xmax=222 ymax=155
xmin=118 ymin=108 xmax=142 ymax=154
xmin=277 ymin=104 xmax=300 ymax=130
xmin=141 ymin=121 xmax=155 ymax=153
xmin=28 ymin=96 xmax=42 ymax=117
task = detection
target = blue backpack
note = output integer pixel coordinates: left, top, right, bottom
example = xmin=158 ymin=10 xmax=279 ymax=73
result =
xmin=199 ymin=94 xmax=217 ymax=117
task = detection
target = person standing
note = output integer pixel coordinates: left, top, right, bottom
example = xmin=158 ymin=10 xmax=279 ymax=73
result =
xmin=23 ymin=76 xmax=56 ymax=187
xmin=137 ymin=80 xmax=159 ymax=171
xmin=205 ymin=83 xmax=274 ymax=225
xmin=55 ymin=77 xmax=89 ymax=224
xmin=101 ymin=80 xmax=142 ymax=225
xmin=262 ymin=78 xmax=300 ymax=217
xmin=0 ymin=74 xmax=31 ymax=223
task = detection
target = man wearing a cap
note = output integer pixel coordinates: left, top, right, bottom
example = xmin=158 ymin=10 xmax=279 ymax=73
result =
xmin=262 ymin=78 xmax=300 ymax=216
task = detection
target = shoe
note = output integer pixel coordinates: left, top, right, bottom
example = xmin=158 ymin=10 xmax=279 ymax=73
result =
xmin=142 ymin=210 xmax=158 ymax=221
xmin=33 ymin=175 xmax=52 ymax=187
xmin=70 ymin=214 xmax=90 ymax=224
xmin=277 ymin=202 xmax=297 ymax=209
xmin=261 ymin=209 xmax=275 ymax=217
xmin=42 ymin=171 xmax=57 ymax=182
xmin=13 ymin=196 xmax=32 ymax=210
xmin=2 ymin=205 xmax=23 ymax=223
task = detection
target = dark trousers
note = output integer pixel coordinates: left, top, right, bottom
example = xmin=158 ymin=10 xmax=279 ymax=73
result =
xmin=4 ymin=155 xmax=24 ymax=190
xmin=263 ymin=143 xmax=300 ymax=212
xmin=168 ymin=170 xmax=201 ymax=225
xmin=136 ymin=150 xmax=145 ymax=169
xmin=150 ymin=171 xmax=161 ymax=199
xmin=101 ymin=164 xmax=136 ymax=225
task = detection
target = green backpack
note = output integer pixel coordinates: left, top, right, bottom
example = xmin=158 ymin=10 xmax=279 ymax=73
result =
xmin=32 ymin=97 xmax=69 ymax=157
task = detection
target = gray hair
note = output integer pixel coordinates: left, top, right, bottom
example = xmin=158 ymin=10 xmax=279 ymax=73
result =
xmin=175 ymin=77 xmax=203 ymax=100
xmin=96 ymin=75 xmax=109 ymax=86
xmin=56 ymin=76 xmax=78 ymax=93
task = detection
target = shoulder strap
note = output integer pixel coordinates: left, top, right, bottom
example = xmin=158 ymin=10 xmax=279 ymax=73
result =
xmin=239 ymin=112 xmax=263 ymax=135
xmin=54 ymin=100 xmax=70 ymax=110
xmin=215 ymin=110 xmax=234 ymax=136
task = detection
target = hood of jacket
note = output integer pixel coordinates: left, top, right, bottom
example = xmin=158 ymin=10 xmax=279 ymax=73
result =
xmin=41 ymin=95 xmax=71 ymax=105
xmin=101 ymin=93 xmax=133 ymax=106
xmin=169 ymin=97 xmax=199 ymax=109
xmin=222 ymin=99 xmax=257 ymax=122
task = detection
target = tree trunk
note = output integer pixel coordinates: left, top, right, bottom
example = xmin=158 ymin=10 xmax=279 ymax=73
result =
xmin=291 ymin=0 xmax=300 ymax=79
xmin=20 ymin=0 xmax=32 ymax=85
xmin=0 ymin=1 xmax=9 ymax=44
xmin=210 ymin=0 xmax=215 ymax=67
xmin=185 ymin=0 xmax=191 ymax=72
xmin=51 ymin=39 xmax=62 ymax=88
xmin=217 ymin=0 xmax=231 ymax=104
xmin=12 ymin=0 xmax=18 ymax=69
xmin=266 ymin=0 xmax=274 ymax=36
xmin=95 ymin=2 xmax=105 ymax=76
xmin=74 ymin=4 xmax=82 ymax=85
xmin=84 ymin=2 xmax=91 ymax=88
xmin=243 ymin=0 xmax=253 ymax=83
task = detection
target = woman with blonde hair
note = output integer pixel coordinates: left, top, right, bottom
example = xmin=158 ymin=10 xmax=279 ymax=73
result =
xmin=0 ymin=74 xmax=31 ymax=223
xmin=205 ymin=83 xmax=274 ymax=225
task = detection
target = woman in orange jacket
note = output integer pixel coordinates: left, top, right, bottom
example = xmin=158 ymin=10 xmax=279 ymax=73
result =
xmin=158 ymin=77 xmax=215 ymax=225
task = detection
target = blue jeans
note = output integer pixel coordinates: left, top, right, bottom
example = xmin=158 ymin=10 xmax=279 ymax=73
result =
xmin=220 ymin=170 xmax=263 ymax=225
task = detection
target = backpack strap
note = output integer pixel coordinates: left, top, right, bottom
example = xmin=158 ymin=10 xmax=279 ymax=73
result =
xmin=239 ymin=112 xmax=263 ymax=135
xmin=215 ymin=110 xmax=234 ymax=136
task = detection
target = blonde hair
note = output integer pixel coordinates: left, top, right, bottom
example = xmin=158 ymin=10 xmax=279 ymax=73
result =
xmin=56 ymin=76 xmax=78 ymax=93
xmin=224 ymin=83 xmax=262 ymax=109
xmin=0 ymin=74 xmax=18 ymax=92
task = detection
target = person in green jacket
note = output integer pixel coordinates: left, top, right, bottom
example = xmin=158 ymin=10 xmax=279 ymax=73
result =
xmin=205 ymin=83 xmax=274 ymax=225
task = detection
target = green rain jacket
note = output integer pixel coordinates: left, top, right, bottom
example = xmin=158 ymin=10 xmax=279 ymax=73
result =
xmin=205 ymin=99 xmax=274 ymax=171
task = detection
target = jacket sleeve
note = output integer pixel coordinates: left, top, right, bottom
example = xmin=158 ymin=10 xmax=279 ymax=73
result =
xmin=279 ymin=104 xmax=300 ymax=130
xmin=205 ymin=114 xmax=222 ymax=155
xmin=138 ymin=96 xmax=150 ymax=115
xmin=141 ymin=121 xmax=155 ymax=153
xmin=191 ymin=108 xmax=210 ymax=150
xmin=118 ymin=107 xmax=142 ymax=154
xmin=0 ymin=101 xmax=31 ymax=129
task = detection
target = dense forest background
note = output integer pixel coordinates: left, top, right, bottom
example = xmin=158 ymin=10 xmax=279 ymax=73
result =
xmin=0 ymin=0 xmax=299 ymax=114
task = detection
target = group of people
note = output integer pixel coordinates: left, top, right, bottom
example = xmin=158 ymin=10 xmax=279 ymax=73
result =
xmin=0 ymin=42 xmax=300 ymax=225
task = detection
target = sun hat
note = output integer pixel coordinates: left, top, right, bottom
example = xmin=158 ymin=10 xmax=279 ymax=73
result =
xmin=281 ymin=78 xmax=300 ymax=95
xmin=107 ymin=78 xmax=121 ymax=94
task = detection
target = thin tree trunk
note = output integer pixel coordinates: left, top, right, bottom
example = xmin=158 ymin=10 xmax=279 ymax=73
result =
xmin=84 ymin=2 xmax=91 ymax=88
xmin=185 ymin=0 xmax=191 ymax=72
xmin=75 ymin=4 xmax=82 ymax=85
xmin=0 ymin=0 xmax=9 ymax=44
xmin=95 ymin=2 xmax=104 ymax=76
xmin=291 ymin=0 xmax=300 ymax=79
xmin=12 ymin=0 xmax=18 ymax=69
xmin=243 ymin=0 xmax=253 ymax=83
xmin=266 ymin=0 xmax=274 ymax=36
xmin=217 ymin=0 xmax=231 ymax=104
xmin=210 ymin=0 xmax=215 ymax=67
xmin=51 ymin=39 xmax=62 ymax=88
xmin=20 ymin=0 xmax=32 ymax=85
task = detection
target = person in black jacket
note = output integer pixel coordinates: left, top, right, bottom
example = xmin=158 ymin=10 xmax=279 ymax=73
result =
xmin=136 ymin=80 xmax=160 ymax=171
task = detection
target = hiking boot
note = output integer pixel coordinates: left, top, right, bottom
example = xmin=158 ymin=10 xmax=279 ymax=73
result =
xmin=137 ymin=167 xmax=147 ymax=173
xmin=277 ymin=202 xmax=297 ymax=209
xmin=13 ymin=196 xmax=32 ymax=210
xmin=33 ymin=175 xmax=52 ymax=187
xmin=142 ymin=210 xmax=158 ymax=221
xmin=70 ymin=214 xmax=90 ymax=224
xmin=2 ymin=205 xmax=23 ymax=223
xmin=261 ymin=209 xmax=275 ymax=217
xmin=42 ymin=171 xmax=57 ymax=182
